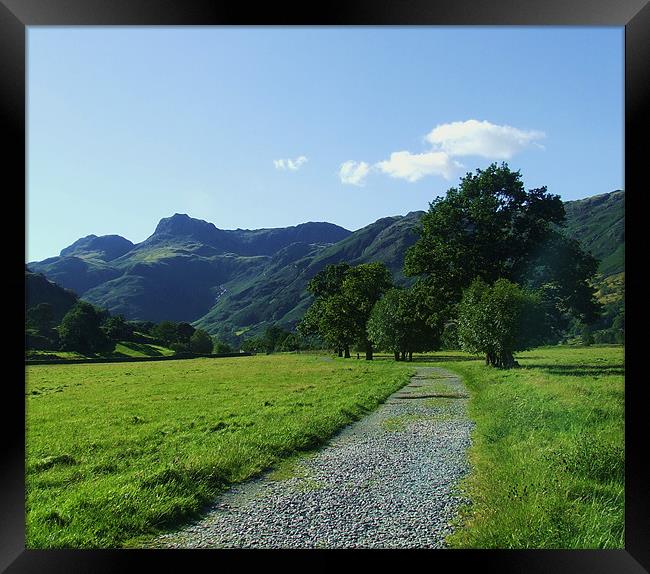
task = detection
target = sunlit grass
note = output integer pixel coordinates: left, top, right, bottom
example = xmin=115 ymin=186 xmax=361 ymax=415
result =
xmin=429 ymin=345 xmax=624 ymax=549
xmin=26 ymin=354 xmax=413 ymax=548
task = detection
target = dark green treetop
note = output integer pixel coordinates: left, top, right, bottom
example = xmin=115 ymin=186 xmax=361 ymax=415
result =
xmin=404 ymin=163 xmax=600 ymax=325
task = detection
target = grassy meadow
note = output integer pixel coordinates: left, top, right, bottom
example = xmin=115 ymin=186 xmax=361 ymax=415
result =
xmin=440 ymin=345 xmax=624 ymax=549
xmin=25 ymin=354 xmax=414 ymax=548
xmin=25 ymin=345 xmax=624 ymax=549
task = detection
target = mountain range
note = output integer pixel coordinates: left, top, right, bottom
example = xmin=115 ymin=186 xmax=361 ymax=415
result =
xmin=27 ymin=190 xmax=624 ymax=343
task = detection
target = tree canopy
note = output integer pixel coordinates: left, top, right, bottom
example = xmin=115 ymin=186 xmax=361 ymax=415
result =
xmin=367 ymin=285 xmax=442 ymax=361
xmin=300 ymin=262 xmax=393 ymax=359
xmin=457 ymin=278 xmax=546 ymax=368
xmin=189 ymin=329 xmax=214 ymax=354
xmin=404 ymin=162 xmax=600 ymax=335
xmin=59 ymin=301 xmax=111 ymax=354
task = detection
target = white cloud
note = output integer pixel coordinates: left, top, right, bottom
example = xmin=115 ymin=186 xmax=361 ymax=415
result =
xmin=274 ymin=156 xmax=308 ymax=171
xmin=425 ymin=119 xmax=545 ymax=159
xmin=339 ymin=161 xmax=370 ymax=186
xmin=375 ymin=151 xmax=462 ymax=182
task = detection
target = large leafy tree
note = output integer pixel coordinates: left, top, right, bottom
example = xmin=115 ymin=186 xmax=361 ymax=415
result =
xmin=457 ymin=278 xmax=547 ymax=368
xmin=299 ymin=295 xmax=357 ymax=357
xmin=299 ymin=262 xmax=393 ymax=359
xmin=340 ymin=262 xmax=393 ymax=359
xmin=404 ymin=163 xmax=600 ymax=328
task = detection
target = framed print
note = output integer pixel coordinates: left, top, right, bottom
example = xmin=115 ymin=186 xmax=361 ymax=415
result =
xmin=5 ymin=0 xmax=648 ymax=571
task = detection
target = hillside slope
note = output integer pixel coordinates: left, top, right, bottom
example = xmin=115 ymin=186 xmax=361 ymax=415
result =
xmin=28 ymin=215 xmax=353 ymax=324
xmin=563 ymin=190 xmax=624 ymax=276
xmin=25 ymin=268 xmax=79 ymax=323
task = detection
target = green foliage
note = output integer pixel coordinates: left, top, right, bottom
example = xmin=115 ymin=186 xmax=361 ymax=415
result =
xmin=277 ymin=333 xmax=301 ymax=352
xmin=367 ymin=285 xmax=442 ymax=359
xmin=457 ymin=278 xmax=546 ymax=368
xmin=238 ymin=325 xmax=303 ymax=354
xmin=301 ymin=262 xmax=393 ymax=358
xmin=213 ymin=340 xmax=233 ymax=354
xmin=189 ymin=329 xmax=214 ymax=354
xmin=102 ymin=315 xmax=134 ymax=342
xmin=59 ymin=301 xmax=111 ymax=354
xmin=404 ymin=163 xmax=600 ymax=327
xmin=307 ymin=262 xmax=351 ymax=298
xmin=26 ymin=303 xmax=55 ymax=333
xmin=151 ymin=321 xmax=196 ymax=349
xmin=580 ymin=324 xmax=595 ymax=346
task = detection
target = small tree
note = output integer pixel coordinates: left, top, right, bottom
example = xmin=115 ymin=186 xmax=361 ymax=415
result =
xmin=457 ymin=278 xmax=546 ymax=368
xmin=59 ymin=301 xmax=111 ymax=354
xmin=26 ymin=303 xmax=54 ymax=333
xmin=214 ymin=340 xmax=233 ymax=354
xmin=367 ymin=285 xmax=442 ymax=361
xmin=102 ymin=315 xmax=134 ymax=342
xmin=189 ymin=329 xmax=214 ymax=354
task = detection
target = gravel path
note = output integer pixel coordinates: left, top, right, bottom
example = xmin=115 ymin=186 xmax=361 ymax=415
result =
xmin=149 ymin=366 xmax=474 ymax=549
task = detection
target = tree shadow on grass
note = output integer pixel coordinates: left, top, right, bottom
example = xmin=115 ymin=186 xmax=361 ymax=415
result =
xmin=522 ymin=363 xmax=625 ymax=377
xmin=413 ymin=355 xmax=484 ymax=363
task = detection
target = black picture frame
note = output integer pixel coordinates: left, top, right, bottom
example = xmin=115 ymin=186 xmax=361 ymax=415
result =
xmin=4 ymin=1 xmax=648 ymax=571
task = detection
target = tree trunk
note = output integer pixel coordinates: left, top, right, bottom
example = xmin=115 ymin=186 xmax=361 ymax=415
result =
xmin=344 ymin=346 xmax=350 ymax=358
xmin=500 ymin=351 xmax=518 ymax=369
xmin=337 ymin=348 xmax=342 ymax=357
xmin=401 ymin=351 xmax=406 ymax=361
xmin=394 ymin=351 xmax=400 ymax=361
xmin=365 ymin=343 xmax=373 ymax=360
xmin=408 ymin=351 xmax=413 ymax=362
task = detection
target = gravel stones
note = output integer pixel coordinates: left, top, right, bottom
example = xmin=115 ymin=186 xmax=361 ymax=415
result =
xmin=150 ymin=366 xmax=474 ymax=549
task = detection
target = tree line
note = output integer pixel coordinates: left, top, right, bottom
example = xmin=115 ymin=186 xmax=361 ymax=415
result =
xmin=296 ymin=163 xmax=608 ymax=368
xmin=26 ymin=301 xmax=230 ymax=356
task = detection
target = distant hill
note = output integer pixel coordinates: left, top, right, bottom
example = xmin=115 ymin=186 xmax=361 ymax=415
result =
xmin=192 ymin=211 xmax=424 ymax=338
xmin=27 ymin=190 xmax=624 ymax=342
xmin=562 ymin=190 xmax=624 ymax=276
xmin=25 ymin=268 xmax=79 ymax=323
xmin=28 ymin=215 xmax=354 ymax=326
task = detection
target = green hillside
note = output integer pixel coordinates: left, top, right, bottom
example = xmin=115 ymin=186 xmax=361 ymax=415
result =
xmin=192 ymin=212 xmax=424 ymax=341
xmin=25 ymin=268 xmax=79 ymax=323
xmin=562 ymin=190 xmax=624 ymax=277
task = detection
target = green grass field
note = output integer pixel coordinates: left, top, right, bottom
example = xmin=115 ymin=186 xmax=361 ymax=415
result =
xmin=25 ymin=345 xmax=624 ymax=549
xmin=25 ymin=354 xmax=414 ymax=548
xmin=440 ymin=345 xmax=624 ymax=549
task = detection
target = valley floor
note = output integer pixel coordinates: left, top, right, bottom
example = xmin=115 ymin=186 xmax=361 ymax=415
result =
xmin=25 ymin=345 xmax=624 ymax=549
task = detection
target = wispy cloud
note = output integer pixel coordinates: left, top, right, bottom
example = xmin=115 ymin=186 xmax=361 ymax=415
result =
xmin=425 ymin=119 xmax=545 ymax=159
xmin=274 ymin=156 xmax=308 ymax=171
xmin=339 ymin=161 xmax=370 ymax=186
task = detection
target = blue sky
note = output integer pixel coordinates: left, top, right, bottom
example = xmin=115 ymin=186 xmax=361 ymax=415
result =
xmin=27 ymin=27 xmax=624 ymax=262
